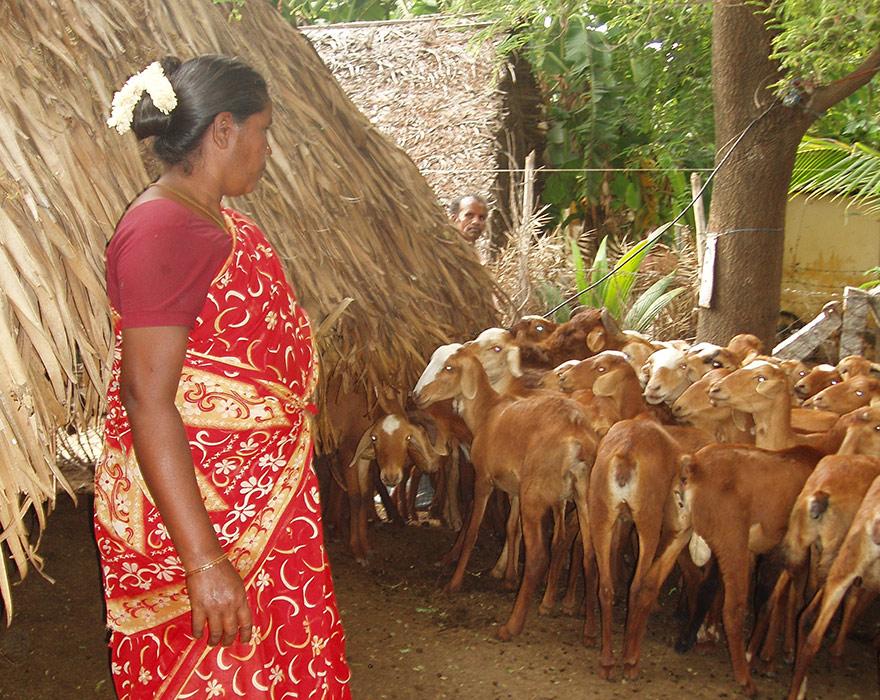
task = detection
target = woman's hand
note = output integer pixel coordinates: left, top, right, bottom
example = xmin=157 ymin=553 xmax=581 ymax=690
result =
xmin=187 ymin=559 xmax=254 ymax=646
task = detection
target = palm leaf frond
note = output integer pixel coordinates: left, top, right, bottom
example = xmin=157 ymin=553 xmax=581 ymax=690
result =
xmin=790 ymin=136 xmax=880 ymax=214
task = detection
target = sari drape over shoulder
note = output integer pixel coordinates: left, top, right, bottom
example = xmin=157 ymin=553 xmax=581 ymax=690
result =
xmin=95 ymin=209 xmax=351 ymax=699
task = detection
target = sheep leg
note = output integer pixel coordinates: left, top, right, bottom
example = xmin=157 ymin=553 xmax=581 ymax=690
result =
xmin=622 ymin=528 xmax=690 ymax=677
xmin=444 ymin=478 xmax=493 ymax=594
xmin=560 ymin=531 xmax=583 ymax=616
xmin=591 ymin=497 xmax=618 ymax=680
xmin=612 ymin=519 xmax=635 ymax=603
xmin=539 ymin=501 xmax=570 ymax=615
xmin=345 ymin=457 xmax=372 ymax=563
xmin=787 ymin=578 xmax=856 ymax=700
xmin=572 ymin=464 xmax=597 ymax=647
xmin=716 ymin=540 xmax=758 ymax=698
xmin=490 ymin=497 xmax=520 ymax=588
xmin=829 ymin=586 xmax=875 ymax=661
xmin=675 ymin=556 xmax=719 ymax=653
xmin=497 ymin=494 xmax=548 ymax=641
xmin=747 ymin=568 xmax=789 ymax=669
xmin=374 ymin=469 xmax=403 ymax=526
xmin=444 ymin=448 xmax=463 ymax=531
xmin=428 ymin=464 xmax=446 ymax=522
xmin=620 ymin=509 xmax=663 ymax=681
xmin=405 ymin=466 xmax=421 ymax=523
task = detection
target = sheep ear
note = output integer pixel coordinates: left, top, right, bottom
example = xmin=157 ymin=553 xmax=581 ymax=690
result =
xmin=755 ymin=377 xmax=780 ymax=397
xmin=460 ymin=360 xmax=478 ymax=400
xmin=592 ymin=372 xmax=615 ymax=397
xmin=586 ymin=326 xmax=606 ymax=352
xmin=348 ymin=423 xmax=376 ymax=470
xmin=685 ymin=357 xmax=703 ymax=383
xmin=741 ymin=350 xmax=760 ymax=366
xmin=409 ymin=427 xmax=443 ymax=471
xmin=506 ymin=345 xmax=523 ymax=378
xmin=870 ymin=363 xmax=880 ymax=378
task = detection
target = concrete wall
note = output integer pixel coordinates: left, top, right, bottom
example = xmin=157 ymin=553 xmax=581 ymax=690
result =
xmin=781 ymin=195 xmax=880 ymax=324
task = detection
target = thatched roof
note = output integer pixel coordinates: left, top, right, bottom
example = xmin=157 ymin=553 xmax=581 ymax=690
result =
xmin=301 ymin=17 xmax=545 ymax=240
xmin=0 ymin=0 xmax=497 ymax=620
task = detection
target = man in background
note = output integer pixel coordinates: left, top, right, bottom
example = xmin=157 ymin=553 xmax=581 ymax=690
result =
xmin=449 ymin=194 xmax=488 ymax=245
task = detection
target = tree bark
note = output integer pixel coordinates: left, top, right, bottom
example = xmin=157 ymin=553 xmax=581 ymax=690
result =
xmin=697 ymin=1 xmax=810 ymax=346
xmin=697 ymin=3 xmax=880 ymax=348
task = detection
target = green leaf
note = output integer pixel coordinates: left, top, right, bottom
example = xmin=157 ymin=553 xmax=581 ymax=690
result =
xmin=790 ymin=136 xmax=880 ymax=214
xmin=602 ymin=234 xmax=655 ymax=317
xmin=585 ymin=237 xmax=609 ymax=307
xmin=624 ymin=272 xmax=674 ymax=329
xmin=626 ymin=284 xmax=686 ymax=333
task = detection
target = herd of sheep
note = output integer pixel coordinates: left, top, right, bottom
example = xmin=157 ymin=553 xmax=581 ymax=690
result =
xmin=328 ymin=308 xmax=880 ymax=699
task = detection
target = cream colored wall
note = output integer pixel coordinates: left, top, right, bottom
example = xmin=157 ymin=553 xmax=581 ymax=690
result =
xmin=781 ymin=195 xmax=880 ymax=323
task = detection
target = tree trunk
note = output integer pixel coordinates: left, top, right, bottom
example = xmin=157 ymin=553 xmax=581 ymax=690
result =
xmin=696 ymin=1 xmax=812 ymax=347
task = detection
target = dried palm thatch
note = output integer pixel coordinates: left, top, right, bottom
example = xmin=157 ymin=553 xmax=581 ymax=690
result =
xmin=301 ymin=17 xmax=545 ymax=245
xmin=0 ymin=0 xmax=498 ymax=621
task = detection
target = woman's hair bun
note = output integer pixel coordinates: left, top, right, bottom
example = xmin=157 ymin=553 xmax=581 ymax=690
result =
xmin=131 ymin=56 xmax=182 ymax=140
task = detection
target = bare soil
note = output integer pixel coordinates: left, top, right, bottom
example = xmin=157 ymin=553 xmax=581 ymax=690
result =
xmin=0 ymin=495 xmax=876 ymax=699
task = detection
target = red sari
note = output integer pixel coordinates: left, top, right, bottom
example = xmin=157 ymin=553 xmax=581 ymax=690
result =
xmin=94 ymin=209 xmax=351 ymax=699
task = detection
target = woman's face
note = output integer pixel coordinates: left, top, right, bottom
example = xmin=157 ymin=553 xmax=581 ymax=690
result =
xmin=225 ymin=103 xmax=273 ymax=196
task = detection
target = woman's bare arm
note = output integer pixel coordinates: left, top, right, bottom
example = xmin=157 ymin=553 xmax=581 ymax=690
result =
xmin=120 ymin=326 xmax=252 ymax=646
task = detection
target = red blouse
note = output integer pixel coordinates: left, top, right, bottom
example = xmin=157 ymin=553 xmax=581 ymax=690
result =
xmin=106 ymin=199 xmax=232 ymax=329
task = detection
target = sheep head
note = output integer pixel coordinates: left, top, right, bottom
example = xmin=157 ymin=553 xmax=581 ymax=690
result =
xmin=413 ymin=343 xmax=482 ymax=407
xmin=837 ymin=406 xmax=880 ymax=457
xmin=350 ymin=414 xmax=444 ymax=488
xmin=558 ymin=350 xmax=633 ymax=396
xmin=707 ymin=360 xmax=788 ymax=411
xmin=805 ymin=375 xmax=880 ymax=414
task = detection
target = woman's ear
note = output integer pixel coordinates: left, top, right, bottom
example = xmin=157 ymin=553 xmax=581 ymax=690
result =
xmin=210 ymin=111 xmax=236 ymax=149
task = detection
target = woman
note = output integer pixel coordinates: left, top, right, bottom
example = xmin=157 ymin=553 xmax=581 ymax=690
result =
xmin=96 ymin=55 xmax=351 ymax=698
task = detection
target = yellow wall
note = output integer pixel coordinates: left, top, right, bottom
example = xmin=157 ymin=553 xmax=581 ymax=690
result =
xmin=781 ymin=195 xmax=880 ymax=323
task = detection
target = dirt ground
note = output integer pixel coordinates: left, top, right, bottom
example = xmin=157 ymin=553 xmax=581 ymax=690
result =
xmin=0 ymin=494 xmax=876 ymax=699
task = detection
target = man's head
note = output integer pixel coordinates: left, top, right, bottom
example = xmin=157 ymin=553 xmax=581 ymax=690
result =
xmin=449 ymin=195 xmax=488 ymax=244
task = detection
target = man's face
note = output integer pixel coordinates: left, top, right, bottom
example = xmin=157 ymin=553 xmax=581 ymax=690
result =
xmin=455 ymin=198 xmax=488 ymax=243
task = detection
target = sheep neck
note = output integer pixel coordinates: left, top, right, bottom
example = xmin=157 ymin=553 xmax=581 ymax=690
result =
xmin=751 ymin=391 xmax=794 ymax=450
xmin=458 ymin=359 xmax=507 ymax=435
xmin=614 ymin=375 xmax=647 ymax=419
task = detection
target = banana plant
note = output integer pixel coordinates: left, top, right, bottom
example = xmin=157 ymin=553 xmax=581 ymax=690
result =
xmin=564 ymin=225 xmax=684 ymax=331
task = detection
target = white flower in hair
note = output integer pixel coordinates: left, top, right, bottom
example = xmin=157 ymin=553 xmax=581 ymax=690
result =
xmin=106 ymin=61 xmax=178 ymax=135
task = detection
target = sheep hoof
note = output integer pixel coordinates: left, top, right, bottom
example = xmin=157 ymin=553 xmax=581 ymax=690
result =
xmin=598 ymin=663 xmax=615 ymax=681
xmin=623 ymin=662 xmax=640 ymax=681
xmin=496 ymin=626 xmax=513 ymax=642
xmin=538 ymin=603 xmax=554 ymax=617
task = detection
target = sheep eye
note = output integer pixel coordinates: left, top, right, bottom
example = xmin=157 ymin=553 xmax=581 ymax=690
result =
xmin=831 ymin=380 xmax=840 ymax=384
xmin=370 ymin=434 xmax=377 ymax=442
xmin=536 ymin=325 xmax=544 ymax=332
xmin=598 ymin=367 xmax=606 ymax=373
xmin=679 ymin=364 xmax=686 ymax=371
xmin=492 ymin=345 xmax=502 ymax=353
xmin=405 ymin=434 xmax=412 ymax=441
xmin=799 ymin=370 xmax=807 ymax=377
xmin=857 ymin=390 xmax=864 ymax=397
xmin=712 ymin=361 xmax=722 ymax=368
xmin=757 ymin=376 xmax=766 ymax=383
xmin=444 ymin=365 xmax=453 ymax=372
xmin=875 ymin=425 xmax=880 ymax=432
